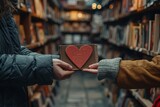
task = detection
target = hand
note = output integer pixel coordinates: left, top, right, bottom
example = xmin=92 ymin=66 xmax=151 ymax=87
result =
xmin=83 ymin=63 xmax=98 ymax=74
xmin=52 ymin=59 xmax=74 ymax=80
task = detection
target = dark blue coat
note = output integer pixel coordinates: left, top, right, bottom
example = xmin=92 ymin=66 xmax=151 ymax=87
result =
xmin=0 ymin=1 xmax=56 ymax=106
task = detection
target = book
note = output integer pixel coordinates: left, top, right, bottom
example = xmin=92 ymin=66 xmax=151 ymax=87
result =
xmin=30 ymin=24 xmax=38 ymax=43
xmin=153 ymin=14 xmax=160 ymax=52
xmin=19 ymin=25 xmax=26 ymax=45
xmin=148 ymin=20 xmax=154 ymax=51
xmin=34 ymin=0 xmax=44 ymax=17
xmin=35 ymin=23 xmax=45 ymax=44
xmin=17 ymin=0 xmax=26 ymax=8
xmin=30 ymin=92 xmax=43 ymax=107
xmin=64 ymin=34 xmax=73 ymax=44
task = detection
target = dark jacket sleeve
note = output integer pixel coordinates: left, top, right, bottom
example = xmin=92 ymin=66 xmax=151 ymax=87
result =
xmin=0 ymin=54 xmax=55 ymax=86
xmin=20 ymin=46 xmax=41 ymax=56
xmin=20 ymin=46 xmax=59 ymax=58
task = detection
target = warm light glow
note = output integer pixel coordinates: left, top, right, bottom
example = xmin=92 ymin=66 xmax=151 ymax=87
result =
xmin=77 ymin=12 xmax=83 ymax=18
xmin=109 ymin=4 xmax=113 ymax=9
xmin=92 ymin=3 xmax=97 ymax=10
xmin=70 ymin=11 xmax=78 ymax=20
xmin=97 ymin=4 xmax=102 ymax=9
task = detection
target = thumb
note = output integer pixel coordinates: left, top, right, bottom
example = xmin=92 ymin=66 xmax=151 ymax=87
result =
xmin=63 ymin=70 xmax=75 ymax=76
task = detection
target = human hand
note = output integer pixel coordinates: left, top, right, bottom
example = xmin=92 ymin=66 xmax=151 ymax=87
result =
xmin=53 ymin=59 xmax=74 ymax=80
xmin=83 ymin=63 xmax=98 ymax=74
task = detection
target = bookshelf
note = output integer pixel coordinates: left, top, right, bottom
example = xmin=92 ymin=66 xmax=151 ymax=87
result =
xmin=103 ymin=1 xmax=160 ymax=25
xmin=60 ymin=7 xmax=92 ymax=44
xmin=15 ymin=0 xmax=62 ymax=51
xmin=100 ymin=0 xmax=160 ymax=106
xmin=129 ymin=90 xmax=153 ymax=107
xmin=14 ymin=0 xmax=62 ymax=107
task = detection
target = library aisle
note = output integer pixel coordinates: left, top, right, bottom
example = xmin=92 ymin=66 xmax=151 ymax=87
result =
xmin=55 ymin=71 xmax=109 ymax=107
xmin=9 ymin=0 xmax=160 ymax=107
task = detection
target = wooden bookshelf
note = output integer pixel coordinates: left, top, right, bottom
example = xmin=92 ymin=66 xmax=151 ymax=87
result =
xmin=102 ymin=0 xmax=160 ymax=55
xmin=31 ymin=14 xmax=47 ymax=22
xmin=102 ymin=0 xmax=115 ymax=9
xmin=102 ymin=37 xmax=159 ymax=57
xmin=60 ymin=6 xmax=92 ymax=44
xmin=14 ymin=0 xmax=62 ymax=107
xmin=100 ymin=0 xmax=160 ymax=107
xmin=91 ymin=32 xmax=101 ymax=36
xmin=62 ymin=31 xmax=91 ymax=35
xmin=104 ymin=2 xmax=160 ymax=25
xmin=48 ymin=0 xmax=61 ymax=8
xmin=63 ymin=20 xmax=91 ymax=24
xmin=17 ymin=7 xmax=31 ymax=13
xmin=62 ymin=6 xmax=92 ymax=12
xmin=129 ymin=90 xmax=153 ymax=107
xmin=26 ymin=36 xmax=60 ymax=50
xmin=47 ymin=17 xmax=62 ymax=25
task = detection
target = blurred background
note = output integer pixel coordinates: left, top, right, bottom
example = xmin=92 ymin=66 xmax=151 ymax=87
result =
xmin=14 ymin=0 xmax=160 ymax=107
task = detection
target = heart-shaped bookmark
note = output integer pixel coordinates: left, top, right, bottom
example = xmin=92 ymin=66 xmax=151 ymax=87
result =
xmin=66 ymin=45 xmax=93 ymax=69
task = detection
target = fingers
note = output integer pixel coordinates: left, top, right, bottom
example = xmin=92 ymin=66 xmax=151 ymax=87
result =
xmin=53 ymin=59 xmax=73 ymax=70
xmin=59 ymin=70 xmax=74 ymax=80
xmin=83 ymin=69 xmax=98 ymax=74
xmin=89 ymin=63 xmax=98 ymax=69
xmin=63 ymin=70 xmax=75 ymax=75
xmin=54 ymin=66 xmax=74 ymax=80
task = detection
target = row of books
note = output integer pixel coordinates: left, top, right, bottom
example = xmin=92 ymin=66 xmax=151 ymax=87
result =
xmin=101 ymin=14 xmax=160 ymax=53
xmin=14 ymin=14 xmax=59 ymax=46
xmin=44 ymin=23 xmax=60 ymax=36
xmin=46 ymin=2 xmax=61 ymax=20
xmin=61 ymin=11 xmax=91 ymax=21
xmin=17 ymin=0 xmax=60 ymax=20
xmin=102 ymin=0 xmax=158 ymax=21
xmin=18 ymin=0 xmax=45 ymax=17
xmin=30 ymin=23 xmax=45 ymax=44
xmin=60 ymin=0 xmax=87 ymax=9
xmin=63 ymin=34 xmax=90 ymax=44
xmin=100 ymin=44 xmax=154 ymax=107
xmin=14 ymin=14 xmax=46 ymax=45
xmin=101 ymin=0 xmax=159 ymax=107
xmin=61 ymin=9 xmax=92 ymax=45
xmin=28 ymin=81 xmax=58 ymax=107
xmin=61 ymin=22 xmax=91 ymax=33
xmin=91 ymin=14 xmax=103 ymax=34
xmin=31 ymin=0 xmax=45 ymax=18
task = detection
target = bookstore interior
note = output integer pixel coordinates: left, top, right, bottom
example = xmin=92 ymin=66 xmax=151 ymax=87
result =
xmin=9 ymin=0 xmax=160 ymax=107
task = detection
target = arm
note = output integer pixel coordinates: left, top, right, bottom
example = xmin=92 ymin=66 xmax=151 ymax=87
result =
xmin=117 ymin=56 xmax=160 ymax=89
xmin=20 ymin=46 xmax=59 ymax=58
xmin=98 ymin=56 xmax=160 ymax=89
xmin=0 ymin=54 xmax=54 ymax=86
xmin=20 ymin=46 xmax=41 ymax=56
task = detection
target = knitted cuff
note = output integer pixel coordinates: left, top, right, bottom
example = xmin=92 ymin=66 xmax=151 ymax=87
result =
xmin=97 ymin=58 xmax=121 ymax=81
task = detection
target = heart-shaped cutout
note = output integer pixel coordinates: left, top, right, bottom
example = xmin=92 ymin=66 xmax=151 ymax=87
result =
xmin=66 ymin=45 xmax=93 ymax=69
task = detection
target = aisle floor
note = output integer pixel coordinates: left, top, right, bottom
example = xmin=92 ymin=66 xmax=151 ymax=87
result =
xmin=55 ymin=71 xmax=107 ymax=107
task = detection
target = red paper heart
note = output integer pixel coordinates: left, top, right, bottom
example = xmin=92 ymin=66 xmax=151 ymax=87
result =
xmin=66 ymin=45 xmax=93 ymax=69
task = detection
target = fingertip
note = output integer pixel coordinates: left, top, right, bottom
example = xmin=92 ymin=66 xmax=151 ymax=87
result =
xmin=88 ymin=65 xmax=92 ymax=68
xmin=68 ymin=65 xmax=73 ymax=71
xmin=69 ymin=65 xmax=73 ymax=69
xmin=83 ymin=69 xmax=87 ymax=72
xmin=67 ymin=70 xmax=75 ymax=74
xmin=83 ymin=69 xmax=86 ymax=71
